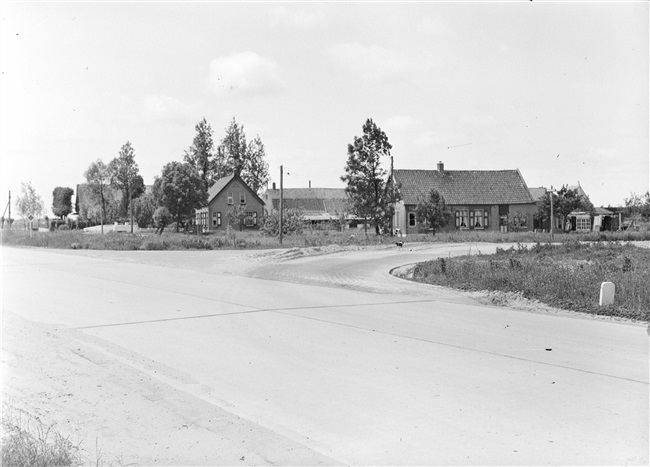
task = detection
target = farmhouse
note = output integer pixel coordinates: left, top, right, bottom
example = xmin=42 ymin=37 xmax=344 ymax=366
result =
xmin=195 ymin=174 xmax=265 ymax=232
xmin=392 ymin=161 xmax=536 ymax=234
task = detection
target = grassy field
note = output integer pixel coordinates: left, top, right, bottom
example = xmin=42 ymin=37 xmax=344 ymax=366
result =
xmin=410 ymin=241 xmax=650 ymax=321
xmin=2 ymin=227 xmax=650 ymax=251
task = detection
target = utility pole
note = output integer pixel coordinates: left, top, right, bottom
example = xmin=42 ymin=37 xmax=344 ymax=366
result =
xmin=129 ymin=180 xmax=134 ymax=234
xmin=390 ymin=155 xmax=395 ymax=236
xmin=2 ymin=191 xmax=11 ymax=229
xmin=279 ymin=165 xmax=283 ymax=245
xmin=549 ymin=186 xmax=554 ymax=240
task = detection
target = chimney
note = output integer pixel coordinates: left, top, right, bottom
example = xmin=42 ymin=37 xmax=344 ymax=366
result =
xmin=437 ymin=161 xmax=445 ymax=172
xmin=309 ymin=180 xmax=311 ymax=189
xmin=272 ymin=182 xmax=276 ymax=190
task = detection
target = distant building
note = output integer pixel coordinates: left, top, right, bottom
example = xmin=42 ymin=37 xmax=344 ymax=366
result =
xmin=262 ymin=183 xmax=351 ymax=224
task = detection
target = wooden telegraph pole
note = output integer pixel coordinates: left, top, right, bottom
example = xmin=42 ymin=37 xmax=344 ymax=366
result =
xmin=279 ymin=165 xmax=283 ymax=245
xmin=549 ymin=186 xmax=554 ymax=239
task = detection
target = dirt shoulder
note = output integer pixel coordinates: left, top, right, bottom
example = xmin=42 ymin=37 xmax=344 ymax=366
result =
xmin=1 ymin=308 xmax=338 ymax=466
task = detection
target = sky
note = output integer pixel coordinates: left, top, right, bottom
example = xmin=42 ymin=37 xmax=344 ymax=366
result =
xmin=1 ymin=1 xmax=648 ymax=217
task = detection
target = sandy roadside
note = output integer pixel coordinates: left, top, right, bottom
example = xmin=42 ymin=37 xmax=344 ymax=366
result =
xmin=2 ymin=307 xmax=338 ymax=466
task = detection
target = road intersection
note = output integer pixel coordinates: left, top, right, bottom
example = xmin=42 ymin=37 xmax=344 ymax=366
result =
xmin=2 ymin=244 xmax=648 ymax=465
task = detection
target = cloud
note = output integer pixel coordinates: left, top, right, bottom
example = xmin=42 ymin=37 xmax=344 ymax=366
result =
xmin=417 ymin=16 xmax=449 ymax=36
xmin=207 ymin=52 xmax=285 ymax=97
xmin=141 ymin=95 xmax=191 ymax=123
xmin=269 ymin=6 xmax=322 ymax=29
xmin=327 ymin=42 xmax=421 ymax=82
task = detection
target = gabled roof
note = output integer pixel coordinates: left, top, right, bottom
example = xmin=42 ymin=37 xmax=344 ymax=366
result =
xmin=206 ymin=174 xmax=265 ymax=206
xmin=529 ymin=187 xmax=547 ymax=202
xmin=394 ymin=169 xmax=534 ymax=206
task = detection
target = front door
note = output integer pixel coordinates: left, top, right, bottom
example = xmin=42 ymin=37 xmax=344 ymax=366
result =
xmin=499 ymin=205 xmax=509 ymax=233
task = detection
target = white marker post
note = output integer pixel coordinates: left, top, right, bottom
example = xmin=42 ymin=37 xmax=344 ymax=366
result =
xmin=599 ymin=282 xmax=615 ymax=306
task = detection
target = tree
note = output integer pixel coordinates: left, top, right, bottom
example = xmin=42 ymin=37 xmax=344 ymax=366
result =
xmin=341 ymin=118 xmax=393 ymax=235
xmin=624 ymin=191 xmax=650 ymax=223
xmin=244 ymin=135 xmax=270 ymax=194
xmin=508 ymin=210 xmax=529 ymax=233
xmin=108 ymin=141 xmax=145 ymax=224
xmin=52 ymin=187 xmax=74 ymax=219
xmin=216 ymin=118 xmax=270 ymax=194
xmin=227 ymin=205 xmax=248 ymax=231
xmin=537 ymin=185 xmax=593 ymax=230
xmin=415 ymin=189 xmax=451 ymax=234
xmin=153 ymin=206 xmax=172 ymax=235
xmin=15 ymin=182 xmax=45 ymax=229
xmin=84 ymin=159 xmax=111 ymax=233
xmin=132 ymin=192 xmax=157 ymax=228
xmin=153 ymin=161 xmax=207 ymax=232
xmin=184 ymin=118 xmax=217 ymax=195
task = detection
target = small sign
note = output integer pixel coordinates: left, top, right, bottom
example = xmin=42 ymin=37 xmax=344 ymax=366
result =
xmin=27 ymin=214 xmax=34 ymax=222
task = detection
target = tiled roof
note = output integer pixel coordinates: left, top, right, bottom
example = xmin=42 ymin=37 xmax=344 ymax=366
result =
xmin=529 ymin=187 xmax=547 ymax=203
xmin=394 ymin=169 xmax=534 ymax=206
xmin=265 ymin=187 xmax=350 ymax=216
xmin=207 ymin=174 xmax=236 ymax=204
xmin=206 ymin=174 xmax=265 ymax=206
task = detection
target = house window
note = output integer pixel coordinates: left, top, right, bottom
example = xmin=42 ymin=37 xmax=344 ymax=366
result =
xmin=212 ymin=211 xmax=217 ymax=227
xmin=576 ymin=217 xmax=591 ymax=231
xmin=227 ymin=192 xmax=233 ymax=205
xmin=217 ymin=212 xmax=222 ymax=226
xmin=408 ymin=212 xmax=416 ymax=227
xmin=473 ymin=210 xmax=484 ymax=229
xmin=240 ymin=192 xmax=246 ymax=204
xmin=244 ymin=212 xmax=257 ymax=227
xmin=456 ymin=210 xmax=469 ymax=228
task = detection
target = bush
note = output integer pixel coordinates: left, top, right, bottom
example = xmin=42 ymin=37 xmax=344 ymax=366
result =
xmin=260 ymin=209 xmax=305 ymax=236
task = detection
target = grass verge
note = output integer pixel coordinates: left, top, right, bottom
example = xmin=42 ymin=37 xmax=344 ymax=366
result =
xmin=2 ymin=228 xmax=650 ymax=251
xmin=409 ymin=241 xmax=650 ymax=321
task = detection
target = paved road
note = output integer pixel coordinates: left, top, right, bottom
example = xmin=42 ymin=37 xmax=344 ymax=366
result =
xmin=2 ymin=245 xmax=648 ymax=465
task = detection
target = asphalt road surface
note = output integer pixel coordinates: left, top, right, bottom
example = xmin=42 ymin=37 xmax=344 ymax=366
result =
xmin=2 ymin=244 xmax=648 ymax=465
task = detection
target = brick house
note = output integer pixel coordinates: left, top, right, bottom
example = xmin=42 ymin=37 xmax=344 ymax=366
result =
xmin=392 ymin=161 xmax=537 ymax=234
xmin=195 ymin=174 xmax=265 ymax=232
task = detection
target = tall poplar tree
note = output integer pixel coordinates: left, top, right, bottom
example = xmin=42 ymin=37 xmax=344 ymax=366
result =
xmin=216 ymin=118 xmax=270 ymax=194
xmin=341 ymin=118 xmax=393 ymax=235
xmin=184 ymin=118 xmax=216 ymax=195
xmin=108 ymin=141 xmax=144 ymax=224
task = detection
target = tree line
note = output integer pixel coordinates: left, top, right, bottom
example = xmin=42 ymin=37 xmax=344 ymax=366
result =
xmin=10 ymin=116 xmax=646 ymax=235
xmin=77 ymin=117 xmax=270 ymax=232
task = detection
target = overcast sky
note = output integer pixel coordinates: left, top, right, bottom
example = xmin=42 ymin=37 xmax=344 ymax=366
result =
xmin=1 ymin=1 xmax=648 ymax=216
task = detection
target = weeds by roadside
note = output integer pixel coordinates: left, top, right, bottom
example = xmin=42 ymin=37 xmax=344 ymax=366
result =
xmin=3 ymin=227 xmax=650 ymax=251
xmin=1 ymin=405 xmax=81 ymax=467
xmin=1 ymin=404 xmax=132 ymax=467
xmin=410 ymin=241 xmax=650 ymax=321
